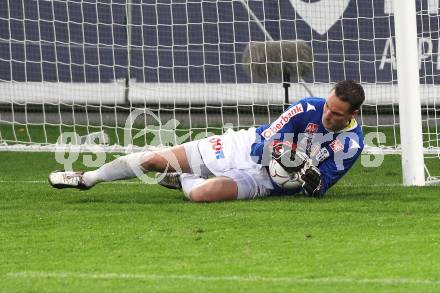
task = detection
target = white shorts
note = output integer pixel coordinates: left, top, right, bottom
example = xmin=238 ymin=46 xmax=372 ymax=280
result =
xmin=183 ymin=128 xmax=273 ymax=199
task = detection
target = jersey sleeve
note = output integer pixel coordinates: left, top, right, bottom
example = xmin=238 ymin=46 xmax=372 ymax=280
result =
xmin=316 ymin=134 xmax=363 ymax=196
xmin=250 ymin=100 xmax=306 ymax=164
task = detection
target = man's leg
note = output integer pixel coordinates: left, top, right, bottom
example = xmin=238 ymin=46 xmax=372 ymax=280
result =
xmin=84 ymin=145 xmax=192 ymax=187
xmin=178 ymin=170 xmax=269 ymax=202
xmin=140 ymin=146 xmax=192 ymax=173
xmin=49 ymin=145 xmax=191 ymax=189
xmin=183 ymin=176 xmax=238 ymax=202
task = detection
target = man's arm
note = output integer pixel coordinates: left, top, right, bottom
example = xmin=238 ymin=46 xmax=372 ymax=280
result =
xmin=303 ymin=142 xmax=363 ymax=197
xmin=251 ymin=100 xmax=306 ymax=164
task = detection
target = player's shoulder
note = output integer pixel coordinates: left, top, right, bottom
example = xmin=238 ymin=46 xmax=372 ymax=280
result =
xmin=298 ymin=97 xmax=326 ymax=106
xmin=288 ymin=97 xmax=324 ymax=118
xmin=294 ymin=97 xmax=326 ymax=113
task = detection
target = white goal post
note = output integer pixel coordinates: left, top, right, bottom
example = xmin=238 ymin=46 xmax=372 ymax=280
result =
xmin=393 ymin=0 xmax=425 ymax=185
xmin=0 ymin=0 xmax=439 ymax=185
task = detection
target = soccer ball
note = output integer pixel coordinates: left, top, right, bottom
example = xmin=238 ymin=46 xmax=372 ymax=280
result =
xmin=268 ymin=159 xmax=303 ymax=190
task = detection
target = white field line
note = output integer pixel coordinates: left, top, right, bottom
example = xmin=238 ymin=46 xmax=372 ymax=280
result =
xmin=5 ymin=271 xmax=440 ymax=286
xmin=0 ymin=180 xmax=404 ymax=187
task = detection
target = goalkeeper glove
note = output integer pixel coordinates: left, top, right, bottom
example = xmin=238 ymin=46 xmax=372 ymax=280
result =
xmin=271 ymin=141 xmax=308 ymax=173
xmin=301 ymin=165 xmax=322 ymax=197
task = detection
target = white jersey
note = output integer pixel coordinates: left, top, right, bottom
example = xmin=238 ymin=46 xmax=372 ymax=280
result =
xmin=196 ymin=128 xmax=273 ymax=191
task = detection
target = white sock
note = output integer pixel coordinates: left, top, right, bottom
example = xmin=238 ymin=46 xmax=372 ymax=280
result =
xmin=82 ymin=152 xmax=152 ymax=187
xmin=180 ymin=173 xmax=206 ymax=200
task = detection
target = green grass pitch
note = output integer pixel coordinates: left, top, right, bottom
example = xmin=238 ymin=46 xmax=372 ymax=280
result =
xmin=1 ymin=152 xmax=440 ymax=292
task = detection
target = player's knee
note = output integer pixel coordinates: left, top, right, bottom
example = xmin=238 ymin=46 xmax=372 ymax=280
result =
xmin=187 ymin=183 xmax=214 ymax=202
xmin=187 ymin=180 xmax=237 ymax=202
xmin=118 ymin=152 xmax=150 ymax=170
xmin=140 ymin=151 xmax=182 ymax=172
xmin=139 ymin=152 xmax=162 ymax=171
xmin=186 ymin=185 xmax=205 ymax=202
xmin=187 ymin=192 xmax=206 ymax=202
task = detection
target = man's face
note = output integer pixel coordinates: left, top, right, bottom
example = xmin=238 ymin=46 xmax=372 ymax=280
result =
xmin=322 ymin=90 xmax=356 ymax=132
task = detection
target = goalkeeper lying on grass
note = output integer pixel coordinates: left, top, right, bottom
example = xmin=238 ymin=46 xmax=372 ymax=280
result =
xmin=49 ymin=80 xmax=365 ymax=202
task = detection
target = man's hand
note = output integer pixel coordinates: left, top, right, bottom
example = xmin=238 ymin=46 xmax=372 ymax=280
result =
xmin=301 ymin=165 xmax=322 ymax=196
xmin=272 ymin=142 xmax=307 ymax=173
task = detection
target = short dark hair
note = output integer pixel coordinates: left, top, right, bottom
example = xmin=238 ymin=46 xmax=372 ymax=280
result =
xmin=332 ymin=80 xmax=365 ymax=112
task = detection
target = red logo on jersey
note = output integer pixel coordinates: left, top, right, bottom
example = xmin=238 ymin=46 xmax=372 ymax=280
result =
xmin=305 ymin=123 xmax=319 ymax=134
xmin=329 ymin=140 xmax=344 ymax=152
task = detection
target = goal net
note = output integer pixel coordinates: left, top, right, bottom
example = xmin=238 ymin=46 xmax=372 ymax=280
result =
xmin=0 ymin=0 xmax=439 ymax=183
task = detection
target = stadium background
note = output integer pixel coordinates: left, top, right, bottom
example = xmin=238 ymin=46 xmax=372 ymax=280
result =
xmin=0 ymin=0 xmax=438 ymax=146
xmin=3 ymin=0 xmax=437 ymax=102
